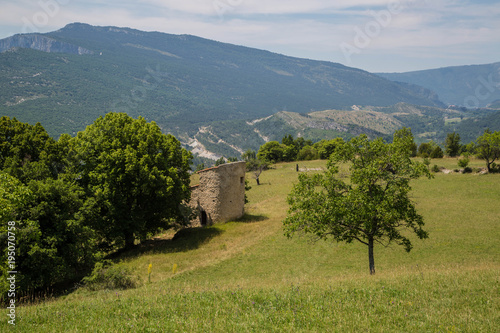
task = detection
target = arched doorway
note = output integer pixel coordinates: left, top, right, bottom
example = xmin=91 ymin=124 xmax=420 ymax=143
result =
xmin=200 ymin=210 xmax=208 ymax=226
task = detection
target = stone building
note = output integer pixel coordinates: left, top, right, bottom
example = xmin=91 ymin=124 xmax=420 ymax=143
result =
xmin=189 ymin=161 xmax=246 ymax=226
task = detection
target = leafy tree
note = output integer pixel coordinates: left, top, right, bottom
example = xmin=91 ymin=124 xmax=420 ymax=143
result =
xmin=19 ymin=179 xmax=97 ymax=293
xmin=297 ymin=146 xmax=319 ymax=161
xmin=294 ymin=137 xmax=313 ymax=150
xmin=315 ymin=138 xmax=345 ymax=159
xmin=257 ymin=141 xmax=284 ymax=163
xmin=283 ymin=132 xmax=431 ymax=275
xmin=72 ymin=113 xmax=192 ymax=250
xmin=475 ymin=129 xmax=500 ymax=172
xmin=241 ymin=150 xmax=257 ymax=161
xmin=281 ymin=134 xmax=295 ymax=146
xmin=445 ymin=132 xmax=461 ymax=157
xmin=430 ymin=146 xmax=444 ymax=159
xmin=0 ymin=172 xmax=32 ymax=296
xmin=0 ymin=116 xmax=61 ymax=182
xmin=0 ymin=172 xmax=31 ymax=225
xmin=419 ymin=141 xmax=443 ymax=158
xmin=227 ymin=157 xmax=239 ymax=163
xmin=393 ymin=127 xmax=417 ymax=157
xmin=1 ymin=173 xmax=97 ymax=296
xmin=282 ymin=145 xmax=299 ymax=162
xmin=215 ymin=157 xmax=226 ymax=166
xmin=418 ymin=142 xmax=432 ymax=158
xmin=463 ymin=142 xmax=477 ymax=155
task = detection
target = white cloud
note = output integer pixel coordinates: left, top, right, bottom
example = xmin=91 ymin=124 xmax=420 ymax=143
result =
xmin=0 ymin=0 xmax=498 ymax=71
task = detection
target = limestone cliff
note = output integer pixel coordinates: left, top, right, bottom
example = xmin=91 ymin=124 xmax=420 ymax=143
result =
xmin=0 ymin=34 xmax=93 ymax=55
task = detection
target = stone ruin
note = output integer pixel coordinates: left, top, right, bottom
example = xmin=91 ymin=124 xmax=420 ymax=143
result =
xmin=189 ymin=161 xmax=246 ymax=226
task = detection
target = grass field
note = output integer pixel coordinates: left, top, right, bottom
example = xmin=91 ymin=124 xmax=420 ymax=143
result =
xmin=3 ymin=159 xmax=499 ymax=332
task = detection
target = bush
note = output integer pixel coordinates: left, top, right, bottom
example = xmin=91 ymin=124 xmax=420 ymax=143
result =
xmin=463 ymin=167 xmax=473 ymax=174
xmin=81 ymin=260 xmax=138 ymax=291
xmin=431 ymin=165 xmax=440 ymax=173
xmin=430 ymin=146 xmax=444 ymax=158
xmin=297 ymin=146 xmax=319 ymax=161
xmin=458 ymin=155 xmax=470 ymax=168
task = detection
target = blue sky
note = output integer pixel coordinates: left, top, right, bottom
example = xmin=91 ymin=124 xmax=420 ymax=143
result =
xmin=0 ymin=0 xmax=499 ymax=72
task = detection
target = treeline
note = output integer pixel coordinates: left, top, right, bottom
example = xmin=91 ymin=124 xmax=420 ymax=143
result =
xmin=216 ymin=129 xmax=500 ymax=175
xmin=0 ymin=113 xmax=192 ymax=300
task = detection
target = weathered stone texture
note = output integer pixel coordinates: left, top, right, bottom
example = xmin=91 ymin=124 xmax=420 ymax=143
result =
xmin=190 ymin=161 xmax=246 ymax=226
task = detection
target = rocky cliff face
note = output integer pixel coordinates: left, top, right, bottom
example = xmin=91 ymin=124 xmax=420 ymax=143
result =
xmin=0 ymin=34 xmax=93 ymax=55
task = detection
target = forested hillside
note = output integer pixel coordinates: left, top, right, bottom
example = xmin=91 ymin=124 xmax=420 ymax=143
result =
xmin=190 ymin=103 xmax=499 ymax=158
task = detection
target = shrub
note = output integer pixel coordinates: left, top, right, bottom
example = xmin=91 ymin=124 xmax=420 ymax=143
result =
xmin=458 ymin=155 xmax=470 ymax=169
xmin=81 ymin=260 xmax=138 ymax=291
xmin=430 ymin=146 xmax=444 ymax=158
xmin=463 ymin=167 xmax=473 ymax=174
xmin=431 ymin=165 xmax=440 ymax=173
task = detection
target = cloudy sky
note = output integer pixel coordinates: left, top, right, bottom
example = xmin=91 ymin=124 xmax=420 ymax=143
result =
xmin=0 ymin=0 xmax=499 ymax=72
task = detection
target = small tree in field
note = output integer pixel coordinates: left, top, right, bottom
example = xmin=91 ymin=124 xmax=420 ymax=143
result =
xmin=475 ymin=129 xmax=500 ymax=173
xmin=283 ymin=131 xmax=431 ymax=275
xmin=445 ymin=132 xmax=461 ymax=157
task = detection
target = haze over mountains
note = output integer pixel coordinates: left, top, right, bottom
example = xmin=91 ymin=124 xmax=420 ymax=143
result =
xmin=379 ymin=63 xmax=500 ymax=108
xmin=0 ymin=23 xmax=499 ymax=159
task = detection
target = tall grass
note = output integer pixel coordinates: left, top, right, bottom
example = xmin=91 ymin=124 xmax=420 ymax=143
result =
xmin=3 ymin=160 xmax=499 ymax=332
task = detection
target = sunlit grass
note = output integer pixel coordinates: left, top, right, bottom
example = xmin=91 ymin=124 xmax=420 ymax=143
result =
xmin=5 ymin=160 xmax=499 ymax=332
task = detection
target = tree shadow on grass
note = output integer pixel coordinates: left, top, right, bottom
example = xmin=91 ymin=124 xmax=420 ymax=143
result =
xmin=109 ymin=214 xmax=268 ymax=260
xmin=236 ymin=213 xmax=269 ymax=223
xmin=110 ymin=227 xmax=224 ymax=260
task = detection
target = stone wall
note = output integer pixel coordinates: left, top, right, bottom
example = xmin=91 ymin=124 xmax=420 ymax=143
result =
xmin=189 ymin=161 xmax=246 ymax=226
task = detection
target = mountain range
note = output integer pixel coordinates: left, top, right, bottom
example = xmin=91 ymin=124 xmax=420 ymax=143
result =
xmin=0 ymin=23 xmax=499 ymax=159
xmin=378 ymin=63 xmax=500 ymax=108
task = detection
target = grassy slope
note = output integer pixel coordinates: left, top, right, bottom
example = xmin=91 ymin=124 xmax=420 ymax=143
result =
xmin=5 ymin=159 xmax=499 ymax=332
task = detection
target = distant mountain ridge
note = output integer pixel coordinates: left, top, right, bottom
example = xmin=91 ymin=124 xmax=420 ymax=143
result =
xmin=0 ymin=23 xmax=443 ymax=141
xmin=378 ymin=62 xmax=500 ymax=108
xmin=4 ymin=23 xmax=499 ymax=160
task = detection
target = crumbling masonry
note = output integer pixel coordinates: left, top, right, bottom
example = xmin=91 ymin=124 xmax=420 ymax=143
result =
xmin=189 ymin=161 xmax=246 ymax=226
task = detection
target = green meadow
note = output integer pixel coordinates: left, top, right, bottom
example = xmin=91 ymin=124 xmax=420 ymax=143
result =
xmin=4 ymin=159 xmax=499 ymax=332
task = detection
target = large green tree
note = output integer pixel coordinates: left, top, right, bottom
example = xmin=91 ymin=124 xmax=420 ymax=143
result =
xmin=257 ymin=141 xmax=284 ymax=163
xmin=475 ymin=129 xmax=500 ymax=172
xmin=283 ymin=132 xmax=431 ymax=275
xmin=73 ymin=113 xmax=192 ymax=250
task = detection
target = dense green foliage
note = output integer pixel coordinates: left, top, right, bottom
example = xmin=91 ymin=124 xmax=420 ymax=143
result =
xmin=256 ymin=135 xmax=323 ymax=164
xmin=0 ymin=116 xmax=62 ymax=183
xmin=475 ymin=129 xmax=500 ymax=172
xmin=284 ymin=131 xmax=431 ymax=274
xmin=445 ymin=132 xmax=462 ymax=157
xmin=418 ymin=141 xmax=443 ymax=158
xmin=0 ymin=114 xmax=192 ymax=299
xmin=73 ymin=113 xmax=192 ymax=249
